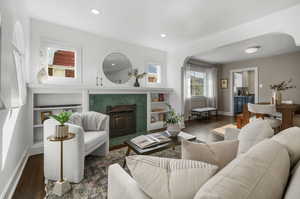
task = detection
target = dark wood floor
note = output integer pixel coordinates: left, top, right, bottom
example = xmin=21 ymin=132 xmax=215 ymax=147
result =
xmin=12 ymin=115 xmax=234 ymax=199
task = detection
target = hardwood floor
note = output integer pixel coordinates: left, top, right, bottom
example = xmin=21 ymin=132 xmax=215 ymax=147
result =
xmin=12 ymin=115 xmax=234 ymax=199
xmin=12 ymin=154 xmax=45 ymax=199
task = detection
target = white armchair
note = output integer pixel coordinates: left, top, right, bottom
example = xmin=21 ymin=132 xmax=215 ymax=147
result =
xmin=44 ymin=111 xmax=109 ymax=183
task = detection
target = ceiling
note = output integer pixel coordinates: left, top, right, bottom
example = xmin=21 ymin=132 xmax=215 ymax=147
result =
xmin=193 ymin=33 xmax=300 ymax=64
xmin=26 ymin=0 xmax=300 ymax=51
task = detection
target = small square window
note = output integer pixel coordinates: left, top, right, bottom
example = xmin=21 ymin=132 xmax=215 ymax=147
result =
xmin=147 ymin=63 xmax=161 ymax=84
xmin=47 ymin=48 xmax=76 ymax=78
xmin=40 ymin=40 xmax=82 ymax=84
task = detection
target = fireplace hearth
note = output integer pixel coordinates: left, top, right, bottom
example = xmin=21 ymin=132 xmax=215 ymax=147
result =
xmin=107 ymin=104 xmax=137 ymax=138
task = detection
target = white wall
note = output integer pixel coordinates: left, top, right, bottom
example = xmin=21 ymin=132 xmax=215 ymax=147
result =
xmin=0 ymin=0 xmax=31 ymax=198
xmin=30 ymin=19 xmax=167 ymax=88
xmin=167 ymin=4 xmax=300 ymax=113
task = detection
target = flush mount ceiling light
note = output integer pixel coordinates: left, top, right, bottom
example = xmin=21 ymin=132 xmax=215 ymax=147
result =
xmin=160 ymin=33 xmax=167 ymax=38
xmin=245 ymin=46 xmax=261 ymax=54
xmin=112 ymin=63 xmax=115 ymax=66
xmin=91 ymin=9 xmax=100 ymax=15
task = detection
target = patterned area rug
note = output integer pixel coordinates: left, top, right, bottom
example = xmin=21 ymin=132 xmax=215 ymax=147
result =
xmin=45 ymin=146 xmax=181 ymax=199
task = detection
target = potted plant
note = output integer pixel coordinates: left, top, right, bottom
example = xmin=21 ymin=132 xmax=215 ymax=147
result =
xmin=165 ymin=103 xmax=184 ymax=137
xmin=270 ymin=79 xmax=296 ymax=105
xmin=129 ymin=69 xmax=147 ymax=87
xmin=50 ymin=111 xmax=72 ymax=138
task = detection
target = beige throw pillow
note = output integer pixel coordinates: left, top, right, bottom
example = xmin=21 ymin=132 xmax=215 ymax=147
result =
xmin=182 ymin=140 xmax=239 ymax=170
xmin=126 ymin=155 xmax=218 ymax=199
xmin=194 ymin=139 xmax=290 ymax=199
xmin=272 ymin=127 xmax=300 ymax=167
xmin=238 ymin=119 xmax=274 ymax=154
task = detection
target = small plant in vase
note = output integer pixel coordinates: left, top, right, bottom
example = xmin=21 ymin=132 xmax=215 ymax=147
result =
xmin=129 ymin=69 xmax=147 ymax=87
xmin=165 ymin=103 xmax=184 ymax=137
xmin=50 ymin=111 xmax=72 ymax=138
xmin=270 ymin=79 xmax=296 ymax=105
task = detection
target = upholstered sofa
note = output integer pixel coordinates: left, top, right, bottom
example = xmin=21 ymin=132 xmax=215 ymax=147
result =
xmin=108 ymin=126 xmax=300 ymax=199
xmin=44 ymin=111 xmax=109 ymax=183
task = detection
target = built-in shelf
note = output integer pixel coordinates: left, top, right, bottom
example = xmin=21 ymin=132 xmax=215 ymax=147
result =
xmin=30 ymin=86 xmax=173 ymax=155
xmin=151 ymin=101 xmax=166 ymax=104
xmin=34 ymin=105 xmax=82 ymax=111
xmin=151 ymin=111 xmax=169 ymax=114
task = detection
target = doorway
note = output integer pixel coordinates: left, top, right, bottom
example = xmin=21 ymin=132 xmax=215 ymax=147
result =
xmin=230 ymin=67 xmax=258 ymax=115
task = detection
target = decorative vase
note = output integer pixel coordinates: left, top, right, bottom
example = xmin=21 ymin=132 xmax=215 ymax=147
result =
xmin=37 ymin=67 xmax=47 ymax=84
xmin=134 ymin=78 xmax=140 ymax=87
xmin=167 ymin=123 xmax=181 ymax=137
xmin=271 ymin=90 xmax=282 ymax=105
xmin=55 ymin=125 xmax=69 ymax=138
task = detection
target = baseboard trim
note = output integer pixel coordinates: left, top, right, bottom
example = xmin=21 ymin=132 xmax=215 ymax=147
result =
xmin=1 ymin=147 xmax=29 ymax=199
xmin=218 ymin=111 xmax=234 ymax=116
xmin=29 ymin=142 xmax=44 ymax=156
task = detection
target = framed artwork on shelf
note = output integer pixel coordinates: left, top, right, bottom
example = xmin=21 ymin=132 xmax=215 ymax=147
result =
xmin=41 ymin=111 xmax=52 ymax=123
xmin=221 ymin=79 xmax=228 ymax=89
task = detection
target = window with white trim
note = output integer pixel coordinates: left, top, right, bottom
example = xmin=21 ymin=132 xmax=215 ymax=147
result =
xmin=190 ymin=71 xmax=207 ymax=97
xmin=146 ymin=63 xmax=161 ymax=84
xmin=40 ymin=40 xmax=82 ymax=84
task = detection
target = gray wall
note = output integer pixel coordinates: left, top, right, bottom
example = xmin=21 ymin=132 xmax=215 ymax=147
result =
xmin=219 ymin=51 xmax=300 ymax=113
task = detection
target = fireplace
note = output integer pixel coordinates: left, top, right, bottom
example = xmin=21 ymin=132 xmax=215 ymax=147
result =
xmin=107 ymin=104 xmax=136 ymax=138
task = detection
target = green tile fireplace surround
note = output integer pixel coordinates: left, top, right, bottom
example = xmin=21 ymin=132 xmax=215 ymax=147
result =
xmin=89 ymin=94 xmax=147 ymax=147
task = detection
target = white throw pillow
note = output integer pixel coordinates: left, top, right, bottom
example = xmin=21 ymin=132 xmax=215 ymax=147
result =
xmin=126 ymin=155 xmax=218 ymax=199
xmin=68 ymin=112 xmax=83 ymax=127
xmin=272 ymin=127 xmax=300 ymax=167
xmin=182 ymin=140 xmax=239 ymax=170
xmin=81 ymin=111 xmax=106 ymax=131
xmin=238 ymin=119 xmax=274 ymax=155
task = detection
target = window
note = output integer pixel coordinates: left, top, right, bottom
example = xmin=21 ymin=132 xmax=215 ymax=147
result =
xmin=47 ymin=48 xmax=76 ymax=78
xmin=40 ymin=40 xmax=82 ymax=84
xmin=190 ymin=71 xmax=206 ymax=97
xmin=147 ymin=63 xmax=161 ymax=84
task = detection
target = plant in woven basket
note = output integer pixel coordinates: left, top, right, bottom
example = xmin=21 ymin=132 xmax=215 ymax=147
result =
xmin=165 ymin=103 xmax=184 ymax=137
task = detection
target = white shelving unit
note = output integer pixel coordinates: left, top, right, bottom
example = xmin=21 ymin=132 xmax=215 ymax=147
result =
xmin=149 ymin=93 xmax=170 ymax=131
xmin=29 ymin=85 xmax=173 ymax=154
xmin=30 ymin=88 xmax=84 ymax=155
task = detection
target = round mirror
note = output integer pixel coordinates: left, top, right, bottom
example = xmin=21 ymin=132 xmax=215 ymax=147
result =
xmin=103 ymin=53 xmax=132 ymax=84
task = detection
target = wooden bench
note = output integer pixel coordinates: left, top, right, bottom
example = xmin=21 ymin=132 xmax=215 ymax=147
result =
xmin=191 ymin=107 xmax=218 ymax=120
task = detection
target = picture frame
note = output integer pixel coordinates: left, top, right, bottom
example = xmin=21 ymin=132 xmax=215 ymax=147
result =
xmin=41 ymin=111 xmax=52 ymax=123
xmin=221 ymin=79 xmax=228 ymax=89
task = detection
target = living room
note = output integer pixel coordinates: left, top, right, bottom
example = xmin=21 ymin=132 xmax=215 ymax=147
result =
xmin=1 ymin=1 xmax=300 ymax=199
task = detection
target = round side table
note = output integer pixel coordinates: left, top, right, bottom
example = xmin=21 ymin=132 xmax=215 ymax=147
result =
xmin=47 ymin=133 xmax=75 ymax=196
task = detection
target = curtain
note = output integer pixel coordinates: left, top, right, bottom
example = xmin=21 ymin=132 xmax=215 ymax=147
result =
xmin=206 ymin=67 xmax=218 ymax=108
xmin=182 ymin=58 xmax=218 ymax=120
xmin=11 ymin=21 xmax=27 ymax=107
xmin=182 ymin=64 xmax=192 ymax=120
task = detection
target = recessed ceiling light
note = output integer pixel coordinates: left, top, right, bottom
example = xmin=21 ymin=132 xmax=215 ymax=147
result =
xmin=245 ymin=46 xmax=261 ymax=54
xmin=160 ymin=34 xmax=167 ymax=38
xmin=112 ymin=63 xmax=115 ymax=66
xmin=91 ymin=9 xmax=100 ymax=15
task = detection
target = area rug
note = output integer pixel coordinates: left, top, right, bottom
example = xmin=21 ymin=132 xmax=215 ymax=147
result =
xmin=45 ymin=146 xmax=181 ymax=199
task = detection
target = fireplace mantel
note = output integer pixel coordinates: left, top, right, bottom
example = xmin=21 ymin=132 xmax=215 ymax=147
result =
xmin=28 ymin=84 xmax=173 ymax=94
